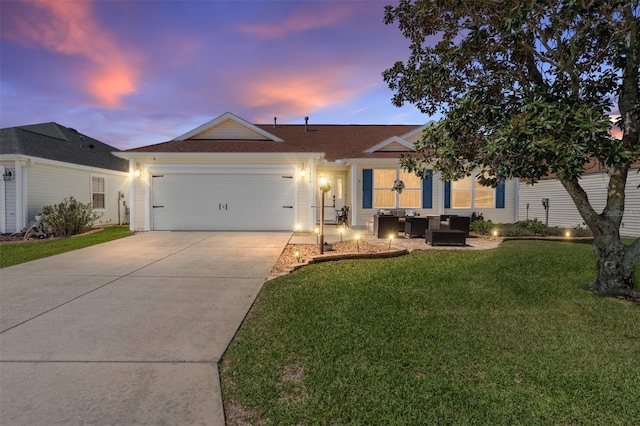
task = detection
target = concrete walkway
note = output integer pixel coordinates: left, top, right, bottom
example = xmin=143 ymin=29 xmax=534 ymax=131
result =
xmin=0 ymin=231 xmax=291 ymax=426
xmin=290 ymin=225 xmax=501 ymax=252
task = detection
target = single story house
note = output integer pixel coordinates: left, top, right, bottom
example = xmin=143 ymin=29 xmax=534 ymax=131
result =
xmin=0 ymin=123 xmax=130 ymax=234
xmin=518 ymin=161 xmax=640 ymax=238
xmin=115 ymin=112 xmax=518 ymax=232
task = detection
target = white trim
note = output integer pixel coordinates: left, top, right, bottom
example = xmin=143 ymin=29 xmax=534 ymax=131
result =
xmin=113 ymin=151 xmax=325 ymax=161
xmin=398 ymin=122 xmax=433 ymax=140
xmin=0 ymin=165 xmax=5 ymax=234
xmin=173 ymin=112 xmax=284 ymax=142
xmin=15 ymin=160 xmax=26 ymax=232
xmin=90 ymin=174 xmax=107 ymax=211
xmin=350 ymin=163 xmax=358 ymax=227
xmin=0 ymin=154 xmax=128 ymax=177
xmin=436 ymin=172 xmax=445 ymax=215
xmin=514 ymin=179 xmax=520 ymax=222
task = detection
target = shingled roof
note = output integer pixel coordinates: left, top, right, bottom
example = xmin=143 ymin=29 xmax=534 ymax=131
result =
xmin=0 ymin=123 xmax=128 ymax=172
xmin=124 ymin=123 xmax=425 ymax=161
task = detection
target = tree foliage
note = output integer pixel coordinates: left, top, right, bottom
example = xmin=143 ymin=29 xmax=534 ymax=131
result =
xmin=384 ymin=0 xmax=640 ymax=295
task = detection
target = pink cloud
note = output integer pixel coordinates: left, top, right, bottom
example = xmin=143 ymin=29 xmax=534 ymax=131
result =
xmin=242 ymin=66 xmax=375 ymax=119
xmin=3 ymin=0 xmax=138 ymax=108
xmin=240 ymin=3 xmax=355 ymax=39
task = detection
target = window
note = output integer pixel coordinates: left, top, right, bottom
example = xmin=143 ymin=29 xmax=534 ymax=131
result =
xmin=92 ymin=176 xmax=105 ymax=209
xmin=451 ymin=175 xmax=495 ymax=208
xmin=373 ymin=170 xmax=421 ymax=209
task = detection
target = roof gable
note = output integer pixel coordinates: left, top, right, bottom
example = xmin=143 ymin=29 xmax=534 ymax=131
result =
xmin=364 ymin=136 xmax=415 ymax=153
xmin=174 ymin=112 xmax=284 ymax=142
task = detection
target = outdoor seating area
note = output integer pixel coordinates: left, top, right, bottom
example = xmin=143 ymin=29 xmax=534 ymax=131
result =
xmin=373 ymin=213 xmax=472 ymax=246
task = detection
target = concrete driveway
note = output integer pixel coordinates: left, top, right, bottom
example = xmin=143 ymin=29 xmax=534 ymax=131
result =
xmin=0 ymin=231 xmax=291 ymax=425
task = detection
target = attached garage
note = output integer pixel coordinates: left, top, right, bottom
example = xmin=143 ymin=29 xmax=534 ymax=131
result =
xmin=150 ymin=169 xmax=295 ymax=231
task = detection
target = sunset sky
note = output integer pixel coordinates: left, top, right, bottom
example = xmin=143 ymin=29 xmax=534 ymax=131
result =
xmin=0 ymin=0 xmax=430 ymax=150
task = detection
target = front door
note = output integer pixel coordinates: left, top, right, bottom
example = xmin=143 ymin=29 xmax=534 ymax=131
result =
xmin=318 ymin=173 xmax=345 ymax=225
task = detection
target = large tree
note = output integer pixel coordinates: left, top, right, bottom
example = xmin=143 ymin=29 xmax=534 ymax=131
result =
xmin=384 ymin=0 xmax=639 ymax=297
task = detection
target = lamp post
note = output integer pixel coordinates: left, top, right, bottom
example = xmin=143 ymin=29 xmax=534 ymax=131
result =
xmin=319 ymin=175 xmax=331 ymax=254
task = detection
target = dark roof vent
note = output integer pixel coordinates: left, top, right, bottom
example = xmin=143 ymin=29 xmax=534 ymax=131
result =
xmin=89 ymin=144 xmax=95 ymax=149
xmin=274 ymin=117 xmax=277 ymax=128
xmin=304 ymin=116 xmax=309 ymax=132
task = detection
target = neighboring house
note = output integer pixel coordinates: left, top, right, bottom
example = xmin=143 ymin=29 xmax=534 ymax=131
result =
xmin=115 ymin=112 xmax=518 ymax=232
xmin=0 ymin=123 xmax=130 ymax=234
xmin=518 ymin=162 xmax=640 ymax=237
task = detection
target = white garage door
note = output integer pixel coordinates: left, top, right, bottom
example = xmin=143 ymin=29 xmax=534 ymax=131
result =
xmin=151 ymin=172 xmax=295 ymax=231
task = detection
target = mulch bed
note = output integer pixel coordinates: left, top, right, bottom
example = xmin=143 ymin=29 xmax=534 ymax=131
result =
xmin=270 ymin=239 xmax=390 ymax=276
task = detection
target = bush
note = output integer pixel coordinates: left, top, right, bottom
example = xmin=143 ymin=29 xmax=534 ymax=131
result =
xmin=41 ymin=196 xmax=102 ymax=237
xmin=514 ymin=218 xmax=547 ymax=235
xmin=470 ymin=218 xmax=498 ymax=235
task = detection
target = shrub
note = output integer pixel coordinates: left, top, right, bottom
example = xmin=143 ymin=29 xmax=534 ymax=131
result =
xmin=514 ymin=218 xmax=547 ymax=235
xmin=41 ymin=196 xmax=102 ymax=237
xmin=470 ymin=219 xmax=498 ymax=235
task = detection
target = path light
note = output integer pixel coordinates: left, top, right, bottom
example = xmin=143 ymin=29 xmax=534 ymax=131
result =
xmin=318 ymin=175 xmax=332 ymax=254
xmin=314 ymin=226 xmax=319 ymax=244
xmin=492 ymin=229 xmax=499 ymax=239
xmin=339 ymin=226 xmax=344 ymax=242
xmin=355 ymin=234 xmax=360 ymax=252
xmin=388 ymin=234 xmax=394 ymax=250
xmin=295 ymin=250 xmax=301 ymax=263
xmin=565 ymin=230 xmax=571 ymax=238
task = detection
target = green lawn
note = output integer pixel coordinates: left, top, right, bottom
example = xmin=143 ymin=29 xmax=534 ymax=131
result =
xmin=0 ymin=226 xmax=133 ymax=268
xmin=220 ymin=241 xmax=640 ymax=425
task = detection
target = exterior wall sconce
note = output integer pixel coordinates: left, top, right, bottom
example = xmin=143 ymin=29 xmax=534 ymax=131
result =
xmin=134 ymin=162 xmax=142 ymax=178
xmin=2 ymin=170 xmax=12 ymax=182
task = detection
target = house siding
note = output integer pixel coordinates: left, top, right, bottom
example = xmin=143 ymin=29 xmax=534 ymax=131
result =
xmin=193 ymin=119 xmax=270 ymax=140
xmin=518 ymin=169 xmax=640 ymax=237
xmin=25 ymin=162 xmax=129 ymax=228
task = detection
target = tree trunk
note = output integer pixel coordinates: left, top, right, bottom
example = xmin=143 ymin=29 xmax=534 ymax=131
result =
xmin=561 ymin=174 xmax=640 ymax=297
xmin=591 ymin=232 xmax=639 ymax=297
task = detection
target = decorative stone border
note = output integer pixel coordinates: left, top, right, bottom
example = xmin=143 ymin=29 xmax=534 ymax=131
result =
xmin=267 ymin=249 xmax=409 ymax=280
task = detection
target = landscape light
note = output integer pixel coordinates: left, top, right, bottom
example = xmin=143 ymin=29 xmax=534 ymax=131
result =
xmin=389 ymin=234 xmax=394 ymax=250
xmin=355 ymin=234 xmax=360 ymax=252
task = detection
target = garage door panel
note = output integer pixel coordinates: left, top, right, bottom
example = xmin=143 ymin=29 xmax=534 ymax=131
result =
xmin=151 ymin=172 xmax=294 ymax=231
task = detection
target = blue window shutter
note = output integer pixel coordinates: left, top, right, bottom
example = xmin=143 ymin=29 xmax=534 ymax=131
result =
xmin=444 ymin=180 xmax=451 ymax=208
xmin=421 ymin=170 xmax=433 ymax=208
xmin=496 ymin=179 xmax=506 ymax=208
xmin=363 ymin=169 xmax=373 ymax=209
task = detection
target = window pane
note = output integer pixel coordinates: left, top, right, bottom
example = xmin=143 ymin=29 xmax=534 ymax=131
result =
xmin=452 ymin=176 xmax=472 ymax=189
xmin=92 ymin=176 xmax=104 ymax=192
xmin=374 ymin=170 xmax=395 ymax=188
xmin=474 ymin=179 xmax=494 ymax=208
xmin=452 ymin=192 xmax=472 ymax=208
xmin=374 ymin=190 xmax=395 ymax=208
xmin=475 ymin=190 xmax=494 ymax=207
xmin=399 ymin=171 xmax=421 ymax=188
xmin=399 ymin=189 xmax=420 ymax=208
xmin=93 ymin=193 xmax=105 ymax=209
